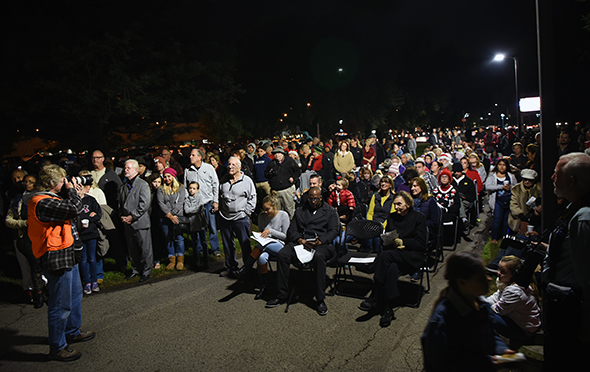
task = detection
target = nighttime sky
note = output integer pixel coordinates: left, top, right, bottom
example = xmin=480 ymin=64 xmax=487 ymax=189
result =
xmin=3 ymin=0 xmax=589 ymax=139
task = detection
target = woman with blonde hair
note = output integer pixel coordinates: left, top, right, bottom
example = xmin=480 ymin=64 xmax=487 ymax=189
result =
xmin=468 ymin=153 xmax=487 ymax=184
xmin=485 ymin=255 xmax=541 ymax=347
xmin=157 ymin=168 xmax=187 ymax=270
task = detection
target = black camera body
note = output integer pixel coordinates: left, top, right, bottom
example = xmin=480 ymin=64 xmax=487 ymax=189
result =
xmin=502 ymin=233 xmax=545 ymax=288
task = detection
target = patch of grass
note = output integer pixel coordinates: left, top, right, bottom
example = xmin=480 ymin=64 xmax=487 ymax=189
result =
xmin=482 ymin=237 xmax=501 ymax=264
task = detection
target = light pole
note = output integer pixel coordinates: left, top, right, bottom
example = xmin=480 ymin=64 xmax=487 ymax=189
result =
xmin=493 ymin=54 xmax=521 ymax=135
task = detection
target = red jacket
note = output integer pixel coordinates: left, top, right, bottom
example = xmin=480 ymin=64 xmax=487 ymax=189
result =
xmin=327 ymin=189 xmax=356 ymax=208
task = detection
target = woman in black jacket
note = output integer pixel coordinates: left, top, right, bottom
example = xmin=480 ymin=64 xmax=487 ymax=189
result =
xmin=359 ymin=191 xmax=427 ymax=327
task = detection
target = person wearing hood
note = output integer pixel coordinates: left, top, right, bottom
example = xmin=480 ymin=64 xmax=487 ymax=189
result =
xmin=246 ymin=143 xmax=257 ymax=163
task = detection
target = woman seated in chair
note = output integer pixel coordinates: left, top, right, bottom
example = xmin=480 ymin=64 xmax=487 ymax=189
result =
xmin=485 ymin=255 xmax=541 ymax=348
xmin=409 ymin=177 xmax=440 ymax=239
xmin=363 ymin=175 xmax=396 ymax=253
xmin=235 ymin=191 xmax=290 ymax=299
xmin=359 ymin=191 xmax=427 ymax=327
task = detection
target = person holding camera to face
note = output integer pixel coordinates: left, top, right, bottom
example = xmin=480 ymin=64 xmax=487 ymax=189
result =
xmin=26 ymin=164 xmax=95 ymax=362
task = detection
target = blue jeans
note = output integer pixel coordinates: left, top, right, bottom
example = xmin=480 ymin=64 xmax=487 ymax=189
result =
xmin=491 ymin=202 xmax=511 ymax=240
xmin=204 ymin=202 xmax=220 ymax=253
xmin=80 ymin=239 xmax=98 ymax=284
xmin=160 ymin=219 xmax=185 ymax=257
xmin=191 ymin=230 xmax=208 ymax=254
xmin=257 ymin=242 xmax=283 ymax=265
xmin=44 ymin=264 xmax=83 ymax=352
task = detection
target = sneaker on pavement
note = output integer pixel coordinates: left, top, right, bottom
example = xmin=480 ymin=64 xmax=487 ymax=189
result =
xmin=91 ymin=282 xmax=100 ymax=292
xmin=66 ymin=330 xmax=96 ymax=344
xmin=48 ymin=346 xmax=81 ymax=362
xmin=83 ymin=284 xmax=91 ymax=295
xmin=317 ymin=301 xmax=328 ymax=316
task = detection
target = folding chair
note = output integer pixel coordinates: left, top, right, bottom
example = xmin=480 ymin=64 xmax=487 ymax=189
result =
xmin=332 ymin=219 xmax=383 ymax=298
xmin=442 ymin=213 xmax=460 ymax=251
xmin=426 ymin=205 xmax=444 ymax=272
xmin=400 ymin=247 xmax=431 ymax=308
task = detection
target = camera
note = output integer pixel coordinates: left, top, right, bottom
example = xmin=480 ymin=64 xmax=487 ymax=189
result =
xmin=501 ymin=233 xmax=546 ymax=288
xmin=70 ymin=175 xmax=94 ymax=186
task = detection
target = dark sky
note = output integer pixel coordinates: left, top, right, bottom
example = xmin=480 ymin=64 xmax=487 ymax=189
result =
xmin=3 ymin=0 xmax=589 ymax=137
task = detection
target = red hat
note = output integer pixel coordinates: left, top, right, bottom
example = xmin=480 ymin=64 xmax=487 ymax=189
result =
xmin=438 ymin=168 xmax=452 ymax=183
xmin=163 ymin=167 xmax=177 ymax=178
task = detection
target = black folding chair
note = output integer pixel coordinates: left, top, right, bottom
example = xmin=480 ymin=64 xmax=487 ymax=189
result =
xmin=332 ymin=219 xmax=383 ymax=298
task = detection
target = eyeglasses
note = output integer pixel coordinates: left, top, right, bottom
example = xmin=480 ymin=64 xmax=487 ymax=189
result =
xmin=308 ymin=197 xmax=322 ymax=202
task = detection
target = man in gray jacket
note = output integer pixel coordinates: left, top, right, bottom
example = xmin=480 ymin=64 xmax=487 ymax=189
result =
xmin=218 ymin=156 xmax=257 ymax=275
xmin=119 ymin=159 xmax=153 ymax=282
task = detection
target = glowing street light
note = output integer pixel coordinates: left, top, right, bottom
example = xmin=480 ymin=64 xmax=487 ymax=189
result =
xmin=493 ymin=53 xmax=521 ymax=134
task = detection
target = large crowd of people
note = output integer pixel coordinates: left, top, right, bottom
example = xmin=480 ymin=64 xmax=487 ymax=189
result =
xmin=2 ymin=123 xmax=590 ymax=365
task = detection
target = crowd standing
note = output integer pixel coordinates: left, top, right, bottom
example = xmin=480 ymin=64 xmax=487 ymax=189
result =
xmin=2 ymin=123 xmax=590 ymax=366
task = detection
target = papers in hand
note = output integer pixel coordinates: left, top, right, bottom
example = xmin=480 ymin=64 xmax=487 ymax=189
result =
xmin=251 ymin=232 xmax=279 ymax=247
xmin=294 ymin=244 xmax=315 ymax=264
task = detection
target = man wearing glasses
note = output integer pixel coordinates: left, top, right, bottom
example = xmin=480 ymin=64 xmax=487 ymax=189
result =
xmin=265 ymin=187 xmax=339 ymax=316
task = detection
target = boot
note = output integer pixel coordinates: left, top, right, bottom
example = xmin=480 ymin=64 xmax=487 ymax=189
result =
xmin=176 ymin=255 xmax=185 ymax=271
xmin=166 ymin=256 xmax=176 ymax=270
xmin=255 ymin=270 xmax=268 ymax=300
xmin=235 ymin=254 xmax=258 ymax=280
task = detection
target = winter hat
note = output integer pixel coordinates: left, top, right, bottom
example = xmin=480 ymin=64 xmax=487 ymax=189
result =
xmin=438 ymin=168 xmax=452 ymax=183
xmin=163 ymin=167 xmax=177 ymax=178
xmin=521 ymin=169 xmax=538 ymax=180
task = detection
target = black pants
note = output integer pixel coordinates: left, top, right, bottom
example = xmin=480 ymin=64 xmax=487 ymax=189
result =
xmin=16 ymin=236 xmax=44 ymax=294
xmin=373 ymin=249 xmax=416 ymax=302
xmin=276 ymin=243 xmax=335 ymax=302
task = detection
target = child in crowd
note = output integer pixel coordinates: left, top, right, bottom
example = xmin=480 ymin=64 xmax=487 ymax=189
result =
xmin=183 ymin=181 xmax=208 ymax=265
xmin=327 ymin=178 xmax=356 ymax=222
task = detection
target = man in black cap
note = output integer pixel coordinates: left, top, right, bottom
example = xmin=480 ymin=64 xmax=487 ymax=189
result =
xmin=265 ymin=146 xmax=301 ymax=218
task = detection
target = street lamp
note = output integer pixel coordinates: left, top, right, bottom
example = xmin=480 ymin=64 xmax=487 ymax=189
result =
xmin=493 ymin=53 xmax=521 ymax=135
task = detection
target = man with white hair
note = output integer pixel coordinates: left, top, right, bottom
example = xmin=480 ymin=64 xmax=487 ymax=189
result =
xmin=119 ymin=159 xmax=152 ymax=282
xmin=218 ymin=156 xmax=257 ymax=276
xmin=542 ymin=152 xmax=590 ymax=370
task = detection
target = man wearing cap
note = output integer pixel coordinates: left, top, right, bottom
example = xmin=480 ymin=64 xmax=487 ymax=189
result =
xmin=153 ymin=156 xmax=167 ymax=177
xmin=265 ymin=146 xmax=301 ymax=218
xmin=184 ymin=148 xmax=221 ymax=256
xmin=508 ymin=169 xmax=541 ymax=234
xmin=119 ymin=159 xmax=153 ymax=282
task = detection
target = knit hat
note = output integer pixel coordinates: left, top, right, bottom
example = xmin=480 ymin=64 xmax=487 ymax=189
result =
xmin=163 ymin=167 xmax=177 ymax=178
xmin=154 ymin=156 xmax=166 ymax=166
xmin=313 ymin=145 xmax=323 ymax=155
xmin=438 ymin=168 xmax=452 ymax=183
xmin=388 ymin=164 xmax=400 ymax=176
xmin=451 ymin=162 xmax=463 ymax=173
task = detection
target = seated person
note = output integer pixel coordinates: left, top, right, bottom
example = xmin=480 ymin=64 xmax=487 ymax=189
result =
xmin=265 ymin=187 xmax=339 ymax=316
xmin=422 ymin=252 xmax=514 ymax=371
xmin=327 ymin=177 xmax=356 ymax=223
xmin=363 ymin=175 xmax=396 ymax=253
xmin=451 ymin=162 xmax=477 ymax=231
xmin=409 ymin=177 xmax=440 ymax=240
xmin=235 ymin=191 xmax=290 ymax=300
xmin=485 ymin=255 xmax=541 ymax=348
xmin=359 ymin=191 xmax=427 ymax=328
xmin=508 ymin=169 xmax=541 ymax=235
xmin=432 ymin=169 xmax=460 ymax=223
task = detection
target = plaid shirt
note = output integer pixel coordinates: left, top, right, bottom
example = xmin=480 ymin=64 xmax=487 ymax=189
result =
xmin=33 ymin=189 xmax=83 ymax=271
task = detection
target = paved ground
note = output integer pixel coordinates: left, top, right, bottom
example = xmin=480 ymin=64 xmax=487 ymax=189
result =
xmin=0 ymin=212 xmax=542 ymax=371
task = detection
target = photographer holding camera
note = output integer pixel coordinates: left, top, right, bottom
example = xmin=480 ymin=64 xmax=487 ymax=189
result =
xmin=25 ymin=164 xmax=95 ymax=362
xmin=542 ymin=152 xmax=590 ymax=370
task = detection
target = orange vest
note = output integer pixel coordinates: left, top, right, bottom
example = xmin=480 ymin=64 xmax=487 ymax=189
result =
xmin=28 ymin=194 xmax=74 ymax=259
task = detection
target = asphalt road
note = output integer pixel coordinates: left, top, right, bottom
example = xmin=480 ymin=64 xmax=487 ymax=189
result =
xmin=0 ymin=212 xmax=537 ymax=371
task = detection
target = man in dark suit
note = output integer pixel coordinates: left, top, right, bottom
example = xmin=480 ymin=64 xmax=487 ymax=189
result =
xmin=265 ymin=187 xmax=339 ymax=316
xmin=119 ymin=159 xmax=153 ymax=282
